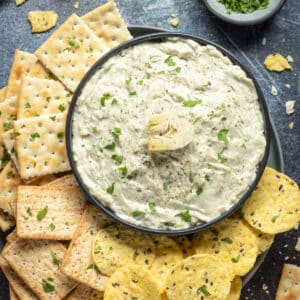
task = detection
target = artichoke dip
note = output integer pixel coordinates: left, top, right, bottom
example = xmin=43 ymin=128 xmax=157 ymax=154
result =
xmin=72 ymin=38 xmax=266 ymax=229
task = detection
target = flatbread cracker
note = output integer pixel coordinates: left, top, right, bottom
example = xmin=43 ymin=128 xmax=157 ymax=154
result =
xmin=248 ymin=225 xmax=275 ymax=254
xmin=17 ymin=76 xmax=71 ymax=119
xmin=14 ymin=112 xmax=70 ymax=179
xmin=0 ymin=256 xmax=38 ymax=300
xmin=2 ymin=129 xmax=19 ymax=171
xmin=9 ymin=287 xmax=19 ymax=300
xmin=46 ymin=174 xmax=77 ymax=188
xmin=276 ymin=264 xmax=300 ymax=300
xmin=61 ymin=205 xmax=113 ymax=291
xmin=17 ymin=185 xmax=86 ymax=240
xmin=2 ymin=239 xmax=78 ymax=300
xmin=0 ymin=86 xmax=7 ymax=102
xmin=0 ymin=160 xmax=22 ymax=216
xmin=242 ymin=167 xmax=300 ymax=234
xmin=35 ymin=13 xmax=111 ymax=92
xmin=65 ymin=284 xmax=95 ymax=300
xmin=227 ymin=276 xmax=242 ymax=300
xmin=6 ymin=229 xmax=18 ymax=244
xmin=82 ymin=0 xmax=132 ymax=48
xmin=28 ymin=11 xmax=58 ymax=33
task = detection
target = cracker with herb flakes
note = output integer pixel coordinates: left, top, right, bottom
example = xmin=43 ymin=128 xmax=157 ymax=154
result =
xmin=0 ymin=209 xmax=15 ymax=232
xmin=17 ymin=76 xmax=71 ymax=119
xmin=82 ymin=0 xmax=132 ymax=48
xmin=227 ymin=276 xmax=242 ymax=300
xmin=165 ymin=254 xmax=232 ymax=300
xmin=242 ymin=167 xmax=300 ymax=234
xmin=28 ymin=11 xmax=58 ymax=33
xmin=2 ymin=129 xmax=19 ymax=171
xmin=92 ymin=224 xmax=155 ymax=277
xmin=149 ymin=236 xmax=183 ymax=293
xmin=103 ymin=264 xmax=160 ymax=300
xmin=0 ymin=256 xmax=39 ymax=300
xmin=61 ymin=205 xmax=113 ymax=291
xmin=2 ymin=239 xmax=78 ymax=300
xmin=16 ymin=185 xmax=86 ymax=240
xmin=192 ymin=216 xmax=258 ymax=277
xmin=35 ymin=14 xmax=111 ymax=92
xmin=13 ymin=112 xmax=70 ymax=179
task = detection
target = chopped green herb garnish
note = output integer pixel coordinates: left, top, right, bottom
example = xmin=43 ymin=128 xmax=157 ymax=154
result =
xmin=112 ymin=127 xmax=121 ymax=142
xmin=58 ymin=104 xmax=66 ymax=112
xmin=118 ymin=166 xmax=128 ymax=177
xmin=218 ymin=129 xmax=229 ymax=144
xmin=125 ymin=77 xmax=132 ymax=85
xmin=49 ymin=116 xmax=56 ymax=121
xmin=46 ymin=97 xmax=51 ymax=102
xmin=133 ymin=250 xmax=139 ymax=260
xmin=68 ymin=37 xmax=80 ymax=48
xmin=100 ymin=93 xmax=110 ymax=106
xmin=241 ymin=144 xmax=247 ymax=149
xmin=37 ymin=206 xmax=48 ymax=221
xmin=106 ymin=182 xmax=115 ymax=194
xmin=218 ymin=0 xmax=269 ymax=14
xmin=25 ymin=102 xmax=31 ymax=108
xmin=57 ymin=132 xmax=63 ymax=138
xmin=111 ymin=98 xmax=118 ymax=104
xmin=132 ymin=210 xmax=144 ymax=218
xmin=164 ymin=56 xmax=176 ymax=66
xmin=223 ymin=237 xmax=233 ymax=244
xmin=196 ymin=285 xmax=211 ymax=296
xmin=26 ymin=207 xmax=32 ymax=216
xmin=168 ymin=67 xmax=181 ymax=75
xmin=163 ymin=181 xmax=170 ymax=190
xmin=138 ymin=80 xmax=144 ymax=85
xmin=158 ymin=70 xmax=165 ymax=74
xmin=4 ymin=122 xmax=13 ymax=131
xmin=128 ymin=91 xmax=136 ymax=96
xmin=87 ymin=264 xmax=94 ymax=270
xmin=49 ymin=223 xmax=56 ymax=231
xmin=231 ymin=255 xmax=240 ymax=263
xmin=30 ymin=132 xmax=40 ymax=141
xmin=183 ymin=99 xmax=202 ymax=107
xmin=271 ymin=215 xmax=278 ymax=223
xmin=104 ymin=142 xmax=116 ymax=150
xmin=179 ymin=210 xmax=191 ymax=222
xmin=148 ymin=202 xmax=156 ymax=214
xmin=111 ymin=154 xmax=123 ymax=164
xmin=92 ymin=127 xmax=97 ymax=133
xmin=51 ymin=252 xmax=62 ymax=267
xmin=221 ymin=117 xmax=227 ymax=121
xmin=196 ymin=184 xmax=204 ymax=195
xmin=47 ymin=277 xmax=54 ymax=282
xmin=42 ymin=280 xmax=55 ymax=293
xmin=145 ymin=73 xmax=151 ymax=79
xmin=205 ymin=175 xmax=210 ymax=182
xmin=217 ymin=148 xmax=227 ymax=163
xmin=89 ymin=46 xmax=93 ymax=53
xmin=14 ymin=132 xmax=21 ymax=136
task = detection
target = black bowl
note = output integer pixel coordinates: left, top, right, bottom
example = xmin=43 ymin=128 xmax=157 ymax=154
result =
xmin=66 ymin=32 xmax=271 ymax=236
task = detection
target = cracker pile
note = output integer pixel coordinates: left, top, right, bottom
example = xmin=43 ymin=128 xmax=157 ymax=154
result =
xmin=0 ymin=1 xmax=299 ymax=299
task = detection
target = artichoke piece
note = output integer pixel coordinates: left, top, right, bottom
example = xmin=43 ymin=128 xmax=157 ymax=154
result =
xmin=148 ymin=113 xmax=193 ymax=152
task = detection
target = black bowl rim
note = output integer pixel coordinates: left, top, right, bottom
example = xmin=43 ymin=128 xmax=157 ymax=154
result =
xmin=66 ymin=32 xmax=271 ymax=236
xmin=202 ymin=0 xmax=287 ymax=26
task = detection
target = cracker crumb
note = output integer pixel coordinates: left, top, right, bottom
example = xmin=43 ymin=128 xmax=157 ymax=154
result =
xmin=262 ymin=37 xmax=267 ymax=46
xmin=171 ymin=13 xmax=176 ymax=18
xmin=271 ymin=85 xmax=278 ymax=96
xmin=171 ymin=17 xmax=179 ymax=27
xmin=294 ymin=223 xmax=299 ymax=230
xmin=295 ymin=238 xmax=300 ymax=252
xmin=289 ymin=122 xmax=294 ymax=129
xmin=285 ymin=101 xmax=295 ymax=115
xmin=286 ymin=55 xmax=294 ymax=63
xmin=262 ymin=283 xmax=268 ymax=290
xmin=285 ymin=83 xmax=291 ymax=89
xmin=74 ymin=1 xmax=79 ymax=9
xmin=285 ymin=256 xmax=289 ymax=261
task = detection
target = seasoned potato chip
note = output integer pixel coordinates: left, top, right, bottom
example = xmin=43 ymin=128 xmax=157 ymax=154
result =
xmin=227 ymin=276 xmax=242 ymax=300
xmin=264 ymin=53 xmax=292 ymax=72
xmin=242 ymin=167 xmax=300 ymax=234
xmin=150 ymin=236 xmax=183 ymax=293
xmin=92 ymin=224 xmax=155 ymax=276
xmin=90 ymin=290 xmax=103 ymax=300
xmin=28 ymin=11 xmax=58 ymax=33
xmin=149 ymin=113 xmax=193 ymax=152
xmin=192 ymin=216 xmax=258 ymax=277
xmin=103 ymin=264 xmax=161 ymax=300
xmin=165 ymin=254 xmax=231 ymax=300
xmin=172 ymin=235 xmax=194 ymax=258
xmin=247 ymin=225 xmax=275 ymax=254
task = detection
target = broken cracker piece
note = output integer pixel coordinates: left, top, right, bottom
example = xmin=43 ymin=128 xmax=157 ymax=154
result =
xmin=171 ymin=17 xmax=179 ymax=27
xmin=28 ymin=11 xmax=58 ymax=33
xmin=15 ymin=0 xmax=26 ymax=6
xmin=285 ymin=100 xmax=295 ymax=115
xmin=289 ymin=122 xmax=294 ymax=130
xmin=264 ymin=53 xmax=292 ymax=72
xmin=271 ymin=85 xmax=278 ymax=96
xmin=74 ymin=1 xmax=79 ymax=9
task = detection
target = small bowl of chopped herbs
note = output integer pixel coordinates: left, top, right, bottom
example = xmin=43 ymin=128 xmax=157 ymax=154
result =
xmin=203 ymin=0 xmax=287 ymax=25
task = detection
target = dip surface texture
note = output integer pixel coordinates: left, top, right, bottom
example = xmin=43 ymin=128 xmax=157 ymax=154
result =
xmin=72 ymin=38 xmax=266 ymax=229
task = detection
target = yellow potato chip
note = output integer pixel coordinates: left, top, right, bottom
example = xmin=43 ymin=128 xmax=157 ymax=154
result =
xmin=227 ymin=276 xmax=242 ymax=300
xmin=247 ymin=225 xmax=275 ymax=254
xmin=192 ymin=216 xmax=258 ymax=277
xmin=264 ymin=53 xmax=292 ymax=72
xmin=165 ymin=254 xmax=232 ymax=300
xmin=150 ymin=236 xmax=183 ymax=293
xmin=15 ymin=0 xmax=26 ymax=6
xmin=28 ymin=11 xmax=58 ymax=33
xmin=104 ymin=264 xmax=160 ymax=300
xmin=92 ymin=224 xmax=155 ymax=276
xmin=172 ymin=235 xmax=194 ymax=258
xmin=242 ymin=167 xmax=300 ymax=234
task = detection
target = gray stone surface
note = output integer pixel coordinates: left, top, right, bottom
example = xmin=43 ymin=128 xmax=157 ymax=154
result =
xmin=0 ymin=0 xmax=299 ymax=299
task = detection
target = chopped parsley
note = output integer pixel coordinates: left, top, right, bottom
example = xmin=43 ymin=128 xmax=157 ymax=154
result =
xmin=218 ymin=0 xmax=269 ymax=14
xmin=164 ymin=56 xmax=176 ymax=66
xmin=51 ymin=252 xmax=62 ymax=267
xmin=221 ymin=117 xmax=227 ymax=121
xmin=37 ymin=206 xmax=48 ymax=221
xmin=106 ymin=182 xmax=115 ymax=194
xmin=205 ymin=175 xmax=210 ymax=182
xmin=111 ymin=154 xmax=123 ymax=164
xmin=163 ymin=181 xmax=170 ymax=190
xmin=183 ymin=99 xmax=202 ymax=107
xmin=104 ymin=142 xmax=115 ymax=150
xmin=125 ymin=77 xmax=132 ymax=85
xmin=4 ymin=122 xmax=13 ymax=131
xmin=133 ymin=250 xmax=139 ymax=260
xmin=217 ymin=129 xmax=229 ymax=144
xmin=26 ymin=207 xmax=32 ymax=216
xmin=128 ymin=91 xmax=136 ymax=96
xmin=42 ymin=280 xmax=55 ymax=293
xmin=112 ymin=127 xmax=121 ymax=142
xmin=49 ymin=116 xmax=56 ymax=121
xmin=217 ymin=148 xmax=227 ymax=163
xmin=271 ymin=215 xmax=278 ymax=223
xmin=168 ymin=67 xmax=181 ymax=75
xmin=118 ymin=166 xmax=128 ymax=177
xmin=68 ymin=37 xmax=80 ymax=48
xmin=58 ymin=104 xmax=66 ymax=112
xmin=111 ymin=98 xmax=118 ymax=105
xmin=231 ymin=255 xmax=240 ymax=263
xmin=196 ymin=184 xmax=204 ymax=195
xmin=100 ymin=93 xmax=110 ymax=106
xmin=57 ymin=132 xmax=63 ymax=138
xmin=223 ymin=237 xmax=233 ymax=244
xmin=179 ymin=210 xmax=191 ymax=222
xmin=46 ymin=97 xmax=51 ymax=102
xmin=132 ymin=210 xmax=144 ymax=218
xmin=148 ymin=202 xmax=156 ymax=214
xmin=30 ymin=132 xmax=40 ymax=141
xmin=25 ymin=102 xmax=31 ymax=108
xmin=196 ymin=285 xmax=211 ymax=296
xmin=49 ymin=223 xmax=56 ymax=231
xmin=138 ymin=80 xmax=144 ymax=85
xmin=92 ymin=127 xmax=97 ymax=133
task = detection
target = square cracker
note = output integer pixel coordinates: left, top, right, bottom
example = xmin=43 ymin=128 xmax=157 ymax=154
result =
xmin=14 ymin=112 xmax=70 ymax=179
xmin=0 ymin=86 xmax=7 ymax=102
xmin=61 ymin=205 xmax=113 ymax=290
xmin=276 ymin=263 xmax=300 ymax=300
xmin=65 ymin=283 xmax=95 ymax=300
xmin=6 ymin=50 xmax=49 ymax=99
xmin=17 ymin=185 xmax=86 ymax=240
xmin=0 ymin=256 xmax=38 ymax=300
xmin=0 ymin=160 xmax=22 ymax=216
xmin=82 ymin=0 xmax=132 ymax=48
xmin=35 ymin=13 xmax=111 ymax=92
xmin=17 ymin=76 xmax=71 ymax=119
xmin=2 ymin=239 xmax=78 ymax=300
xmin=46 ymin=174 xmax=78 ymax=188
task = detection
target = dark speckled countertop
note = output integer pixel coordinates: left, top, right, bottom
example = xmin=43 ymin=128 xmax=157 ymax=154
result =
xmin=0 ymin=0 xmax=299 ymax=299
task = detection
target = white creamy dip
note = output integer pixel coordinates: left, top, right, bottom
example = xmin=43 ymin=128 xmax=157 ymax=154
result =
xmin=72 ymin=37 xmax=266 ymax=229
